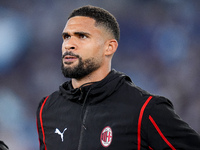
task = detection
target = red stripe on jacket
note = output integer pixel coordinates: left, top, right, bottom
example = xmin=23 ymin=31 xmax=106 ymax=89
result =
xmin=138 ymin=96 xmax=153 ymax=150
xmin=39 ymin=96 xmax=49 ymax=150
xmin=149 ymin=115 xmax=176 ymax=150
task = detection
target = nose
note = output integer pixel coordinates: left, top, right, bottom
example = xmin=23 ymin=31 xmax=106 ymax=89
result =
xmin=65 ymin=45 xmax=75 ymax=51
xmin=62 ymin=37 xmax=77 ymax=51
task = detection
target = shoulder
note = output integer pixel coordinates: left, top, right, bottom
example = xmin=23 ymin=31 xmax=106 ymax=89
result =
xmin=126 ymin=80 xmax=173 ymax=106
xmin=141 ymin=94 xmax=174 ymax=119
xmin=37 ymin=91 xmax=60 ymax=112
xmin=140 ymin=95 xmax=177 ymax=130
xmin=148 ymin=95 xmax=174 ymax=112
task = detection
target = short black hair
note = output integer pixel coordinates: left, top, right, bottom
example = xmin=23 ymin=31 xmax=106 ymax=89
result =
xmin=68 ymin=5 xmax=120 ymax=42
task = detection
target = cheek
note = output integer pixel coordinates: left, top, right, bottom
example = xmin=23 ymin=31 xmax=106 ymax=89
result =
xmin=86 ymin=45 xmax=104 ymax=59
xmin=96 ymin=44 xmax=106 ymax=57
xmin=61 ymin=42 xmax=65 ymax=55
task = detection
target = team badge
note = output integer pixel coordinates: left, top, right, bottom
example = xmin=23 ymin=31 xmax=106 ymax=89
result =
xmin=100 ymin=126 xmax=113 ymax=147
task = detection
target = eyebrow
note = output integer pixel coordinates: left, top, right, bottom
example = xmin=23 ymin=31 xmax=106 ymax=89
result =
xmin=62 ymin=31 xmax=91 ymax=37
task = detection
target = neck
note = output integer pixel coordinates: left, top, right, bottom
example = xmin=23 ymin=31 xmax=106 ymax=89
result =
xmin=71 ymin=68 xmax=111 ymax=89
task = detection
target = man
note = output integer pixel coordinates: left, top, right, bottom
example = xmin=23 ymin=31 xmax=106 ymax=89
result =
xmin=37 ymin=5 xmax=200 ymax=150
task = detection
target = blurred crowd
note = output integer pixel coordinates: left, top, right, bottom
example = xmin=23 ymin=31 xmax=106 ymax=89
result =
xmin=0 ymin=0 xmax=200 ymax=149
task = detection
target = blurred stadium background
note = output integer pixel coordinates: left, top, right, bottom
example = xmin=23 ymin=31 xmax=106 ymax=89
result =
xmin=0 ymin=0 xmax=200 ymax=149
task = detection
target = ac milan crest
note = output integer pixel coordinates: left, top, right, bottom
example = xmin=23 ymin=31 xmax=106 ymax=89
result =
xmin=100 ymin=126 xmax=113 ymax=147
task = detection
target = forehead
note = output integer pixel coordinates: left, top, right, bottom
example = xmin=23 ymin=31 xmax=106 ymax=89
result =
xmin=63 ymin=16 xmax=100 ymax=33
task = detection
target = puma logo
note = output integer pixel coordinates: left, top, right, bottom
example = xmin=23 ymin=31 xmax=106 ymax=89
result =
xmin=55 ymin=128 xmax=67 ymax=142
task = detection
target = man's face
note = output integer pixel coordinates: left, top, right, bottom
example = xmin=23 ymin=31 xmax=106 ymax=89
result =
xmin=61 ymin=16 xmax=108 ymax=79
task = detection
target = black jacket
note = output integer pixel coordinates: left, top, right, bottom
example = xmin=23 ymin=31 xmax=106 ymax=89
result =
xmin=37 ymin=69 xmax=200 ymax=150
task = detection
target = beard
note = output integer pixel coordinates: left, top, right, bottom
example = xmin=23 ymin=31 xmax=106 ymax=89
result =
xmin=61 ymin=52 xmax=101 ymax=79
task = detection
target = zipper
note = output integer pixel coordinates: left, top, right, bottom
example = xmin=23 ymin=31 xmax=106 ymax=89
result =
xmin=78 ymin=106 xmax=89 ymax=150
xmin=77 ymin=85 xmax=92 ymax=150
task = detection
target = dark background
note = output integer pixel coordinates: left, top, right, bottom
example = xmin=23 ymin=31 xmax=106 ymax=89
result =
xmin=0 ymin=0 xmax=200 ymax=149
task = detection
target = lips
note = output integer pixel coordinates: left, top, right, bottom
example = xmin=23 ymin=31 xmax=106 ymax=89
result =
xmin=64 ymin=55 xmax=77 ymax=59
xmin=62 ymin=52 xmax=79 ymax=64
xmin=63 ymin=55 xmax=78 ymax=64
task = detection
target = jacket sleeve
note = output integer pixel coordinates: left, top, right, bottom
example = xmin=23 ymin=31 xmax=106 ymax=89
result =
xmin=36 ymin=97 xmax=48 ymax=150
xmin=146 ymin=97 xmax=200 ymax=150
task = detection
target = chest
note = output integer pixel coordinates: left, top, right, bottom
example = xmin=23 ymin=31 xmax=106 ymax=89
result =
xmin=41 ymin=95 xmax=146 ymax=150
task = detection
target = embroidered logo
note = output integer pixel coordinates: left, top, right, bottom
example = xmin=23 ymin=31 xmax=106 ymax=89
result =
xmin=100 ymin=126 xmax=113 ymax=147
xmin=55 ymin=128 xmax=67 ymax=142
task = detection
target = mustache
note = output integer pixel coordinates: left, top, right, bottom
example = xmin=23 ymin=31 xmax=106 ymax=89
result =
xmin=62 ymin=51 xmax=80 ymax=59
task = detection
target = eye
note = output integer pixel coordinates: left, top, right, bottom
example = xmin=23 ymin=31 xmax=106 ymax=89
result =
xmin=62 ymin=33 xmax=70 ymax=40
xmin=79 ymin=34 xmax=87 ymax=39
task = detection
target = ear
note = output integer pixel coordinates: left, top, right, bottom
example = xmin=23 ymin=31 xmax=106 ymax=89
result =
xmin=105 ymin=39 xmax=118 ymax=56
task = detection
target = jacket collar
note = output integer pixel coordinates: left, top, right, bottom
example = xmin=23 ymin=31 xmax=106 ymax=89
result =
xmin=59 ymin=69 xmax=132 ymax=104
